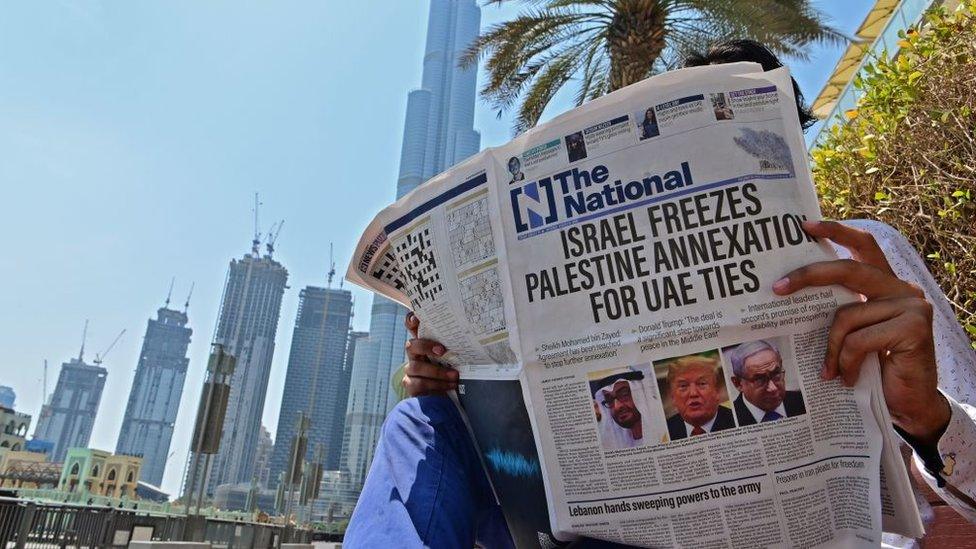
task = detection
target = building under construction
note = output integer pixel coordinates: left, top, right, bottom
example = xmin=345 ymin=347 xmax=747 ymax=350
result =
xmin=32 ymin=356 xmax=107 ymax=463
xmin=200 ymin=223 xmax=289 ymax=496
xmin=115 ymin=288 xmax=194 ymax=487
xmin=269 ymin=286 xmax=354 ymax=484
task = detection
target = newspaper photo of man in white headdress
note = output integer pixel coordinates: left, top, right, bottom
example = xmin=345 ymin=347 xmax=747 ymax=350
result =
xmin=589 ymin=367 xmax=667 ymax=450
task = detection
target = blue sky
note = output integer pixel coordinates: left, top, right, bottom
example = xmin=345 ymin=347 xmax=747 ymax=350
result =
xmin=0 ymin=0 xmax=873 ymax=494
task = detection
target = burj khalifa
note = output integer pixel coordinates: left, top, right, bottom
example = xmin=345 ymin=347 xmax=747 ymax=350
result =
xmin=339 ymin=0 xmax=481 ymax=492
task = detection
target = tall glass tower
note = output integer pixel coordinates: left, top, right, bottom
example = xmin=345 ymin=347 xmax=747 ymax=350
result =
xmin=204 ymin=250 xmax=288 ymax=495
xmin=33 ymin=356 xmax=106 ymax=463
xmin=116 ymin=298 xmax=193 ymax=487
xmin=269 ymin=286 xmax=353 ymax=484
xmin=0 ymin=386 xmax=15 ymax=409
xmin=340 ymin=0 xmax=481 ymax=493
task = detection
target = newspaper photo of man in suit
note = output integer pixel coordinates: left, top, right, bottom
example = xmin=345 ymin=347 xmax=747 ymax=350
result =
xmin=657 ymin=353 xmax=736 ymax=440
xmin=725 ymin=339 xmax=806 ymax=425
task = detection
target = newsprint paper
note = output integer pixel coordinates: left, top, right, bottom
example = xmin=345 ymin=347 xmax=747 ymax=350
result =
xmin=347 ymin=63 xmax=925 ymax=548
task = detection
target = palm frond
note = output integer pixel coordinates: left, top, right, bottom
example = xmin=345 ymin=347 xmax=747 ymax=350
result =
xmin=471 ymin=0 xmax=845 ymax=134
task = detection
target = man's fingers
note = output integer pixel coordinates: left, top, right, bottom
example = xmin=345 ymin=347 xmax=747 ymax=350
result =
xmin=405 ymin=312 xmax=420 ymax=338
xmin=402 ymin=374 xmax=455 ymax=396
xmin=824 ymin=299 xmax=910 ymax=380
xmin=833 ymin=311 xmax=929 ymax=386
xmin=403 ymin=335 xmax=453 ymax=397
xmin=405 ymin=359 xmax=459 ymax=383
xmin=405 ymin=338 xmax=446 ymax=361
xmin=834 ymin=321 xmax=904 ymax=386
xmin=773 ymin=259 xmax=922 ymax=300
xmin=801 ymin=221 xmax=894 ymax=275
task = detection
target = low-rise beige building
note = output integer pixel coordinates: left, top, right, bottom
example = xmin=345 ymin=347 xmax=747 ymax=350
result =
xmin=0 ymin=448 xmax=59 ymax=489
xmin=59 ymin=448 xmax=142 ymax=498
xmin=0 ymin=406 xmax=31 ymax=452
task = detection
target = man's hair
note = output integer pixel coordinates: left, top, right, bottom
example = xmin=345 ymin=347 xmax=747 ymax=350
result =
xmin=666 ymin=355 xmax=721 ymax=387
xmin=725 ymin=339 xmax=780 ymax=377
xmin=682 ymin=39 xmax=817 ymax=130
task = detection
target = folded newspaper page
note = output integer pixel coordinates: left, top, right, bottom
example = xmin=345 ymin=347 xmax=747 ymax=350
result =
xmin=347 ymin=63 xmax=924 ymax=548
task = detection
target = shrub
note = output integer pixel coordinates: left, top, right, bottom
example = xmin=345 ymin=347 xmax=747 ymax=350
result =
xmin=811 ymin=0 xmax=976 ymax=347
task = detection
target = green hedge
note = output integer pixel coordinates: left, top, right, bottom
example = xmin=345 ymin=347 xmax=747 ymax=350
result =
xmin=811 ymin=0 xmax=976 ymax=347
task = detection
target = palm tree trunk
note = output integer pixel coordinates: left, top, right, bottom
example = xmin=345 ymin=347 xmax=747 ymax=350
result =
xmin=607 ymin=0 xmax=668 ymax=91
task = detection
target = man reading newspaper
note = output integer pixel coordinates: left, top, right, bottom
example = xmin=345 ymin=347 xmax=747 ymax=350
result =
xmin=344 ymin=41 xmax=976 ymax=548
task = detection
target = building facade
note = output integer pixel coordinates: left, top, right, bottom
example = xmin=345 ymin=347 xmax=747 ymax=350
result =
xmin=253 ymin=424 xmax=273 ymax=487
xmin=32 ymin=357 xmax=107 ymax=463
xmin=340 ymin=0 xmax=482 ymax=495
xmin=0 ymin=386 xmax=15 ymax=409
xmin=204 ymin=252 xmax=289 ymax=494
xmin=1 ymin=406 xmax=31 ymax=452
xmin=116 ymin=304 xmax=193 ymax=487
xmin=810 ymin=0 xmax=943 ymax=147
xmin=339 ymin=300 xmax=406 ymax=488
xmin=59 ymin=448 xmax=142 ymax=499
xmin=213 ymin=482 xmax=277 ymax=513
xmin=269 ymin=287 xmax=353 ymax=484
xmin=0 ymin=448 xmax=59 ymax=489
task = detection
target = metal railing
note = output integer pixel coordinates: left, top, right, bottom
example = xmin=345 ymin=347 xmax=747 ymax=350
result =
xmin=12 ymin=489 xmax=252 ymax=522
xmin=0 ymin=498 xmax=310 ymax=549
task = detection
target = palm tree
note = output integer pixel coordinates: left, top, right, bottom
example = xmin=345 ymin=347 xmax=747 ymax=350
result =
xmin=463 ymin=0 xmax=844 ymax=133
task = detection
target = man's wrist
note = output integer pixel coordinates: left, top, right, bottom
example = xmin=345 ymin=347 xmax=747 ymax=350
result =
xmin=892 ymin=390 xmax=951 ymax=448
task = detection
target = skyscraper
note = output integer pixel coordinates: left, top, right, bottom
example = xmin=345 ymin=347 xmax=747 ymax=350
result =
xmin=396 ymin=0 xmax=482 ymax=199
xmin=115 ymin=295 xmax=193 ymax=487
xmin=0 ymin=386 xmax=15 ymax=409
xmin=253 ymin=424 xmax=274 ymax=487
xmin=32 ymin=354 xmax=107 ymax=463
xmin=205 ymin=249 xmax=288 ymax=494
xmin=338 ymin=299 xmax=405 ymax=488
xmin=269 ymin=287 xmax=353 ymax=484
xmin=340 ymin=0 xmax=481 ymax=492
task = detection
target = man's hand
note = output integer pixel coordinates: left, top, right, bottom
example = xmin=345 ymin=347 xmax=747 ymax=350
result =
xmin=402 ymin=312 xmax=458 ymax=396
xmin=772 ymin=221 xmax=950 ymax=445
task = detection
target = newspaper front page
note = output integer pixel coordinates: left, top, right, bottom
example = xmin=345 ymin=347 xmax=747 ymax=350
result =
xmin=347 ymin=63 xmax=923 ymax=548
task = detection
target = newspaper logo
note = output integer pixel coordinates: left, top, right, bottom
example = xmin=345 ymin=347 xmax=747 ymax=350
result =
xmin=509 ymin=162 xmax=694 ymax=235
xmin=510 ymin=180 xmax=558 ymax=233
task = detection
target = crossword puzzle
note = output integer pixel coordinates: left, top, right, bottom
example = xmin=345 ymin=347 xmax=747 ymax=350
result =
xmin=394 ymin=224 xmax=443 ymax=306
xmin=459 ymin=268 xmax=505 ymax=335
xmin=370 ymin=248 xmax=406 ymax=291
xmin=447 ymin=195 xmax=495 ymax=269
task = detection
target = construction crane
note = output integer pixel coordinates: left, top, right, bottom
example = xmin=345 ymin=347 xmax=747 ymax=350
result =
xmin=164 ymin=277 xmax=175 ymax=308
xmin=183 ymin=282 xmax=195 ymax=313
xmin=78 ymin=319 xmax=89 ymax=362
xmin=327 ymin=243 xmax=336 ymax=287
xmin=266 ymin=220 xmax=284 ymax=257
xmin=251 ymin=192 xmax=263 ymax=256
xmin=93 ymin=329 xmax=126 ymax=366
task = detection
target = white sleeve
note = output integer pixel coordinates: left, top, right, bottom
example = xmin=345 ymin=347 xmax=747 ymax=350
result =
xmin=841 ymin=219 xmax=976 ymax=403
xmin=912 ymin=393 xmax=976 ymax=524
xmin=841 ymin=219 xmax=976 ymax=523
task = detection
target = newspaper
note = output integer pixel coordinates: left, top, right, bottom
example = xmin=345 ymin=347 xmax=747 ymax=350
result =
xmin=347 ymin=63 xmax=924 ymax=548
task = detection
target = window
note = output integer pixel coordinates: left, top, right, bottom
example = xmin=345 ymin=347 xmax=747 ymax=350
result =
xmin=107 ymin=469 xmax=117 ymax=481
xmin=91 ymin=465 xmax=100 ymax=477
xmin=70 ymin=463 xmax=80 ymax=475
